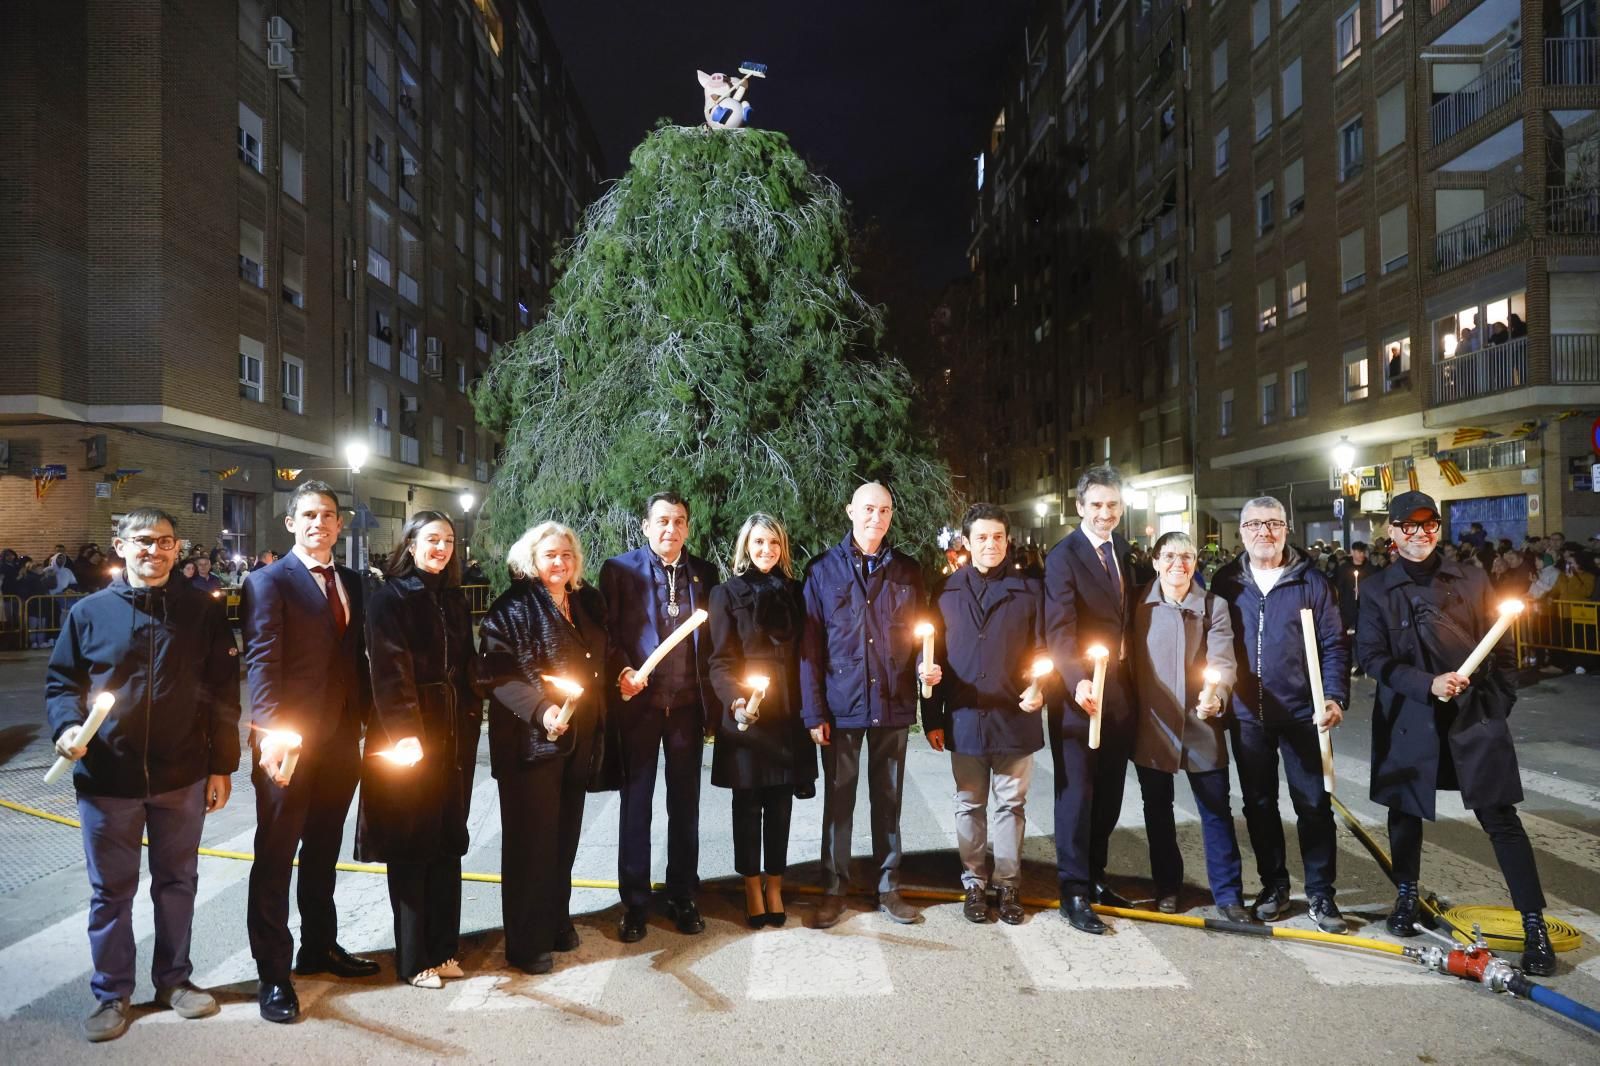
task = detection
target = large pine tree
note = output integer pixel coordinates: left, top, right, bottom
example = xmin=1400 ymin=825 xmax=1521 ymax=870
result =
xmin=474 ymin=124 xmax=956 ymax=575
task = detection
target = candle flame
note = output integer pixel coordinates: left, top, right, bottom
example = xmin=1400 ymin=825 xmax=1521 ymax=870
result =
xmin=1497 ymin=599 xmax=1525 ymax=617
xmin=914 ymin=622 xmax=935 ymax=638
xmin=374 ymin=747 xmax=422 ymax=766
xmin=1030 ymin=657 xmax=1054 ymax=679
xmin=91 ymin=692 xmax=116 ymax=713
xmin=1203 ymin=668 xmax=1222 ymax=684
xmin=541 ymin=675 xmax=585 ymax=697
xmin=211 ymin=590 xmax=223 ymax=599
xmin=746 ymin=674 xmax=770 ymax=693
xmin=262 ymin=729 xmax=303 ymax=749
xmin=1086 ymin=644 xmax=1109 ymax=660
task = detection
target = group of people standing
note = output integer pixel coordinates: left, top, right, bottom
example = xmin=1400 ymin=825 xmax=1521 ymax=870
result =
xmin=43 ymin=472 xmax=1561 ymax=1044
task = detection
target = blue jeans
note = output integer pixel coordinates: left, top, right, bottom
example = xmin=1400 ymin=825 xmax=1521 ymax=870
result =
xmin=1229 ymin=716 xmax=1337 ymax=898
xmin=1136 ymin=765 xmax=1243 ymax=907
xmin=78 ymin=779 xmax=207 ymax=1003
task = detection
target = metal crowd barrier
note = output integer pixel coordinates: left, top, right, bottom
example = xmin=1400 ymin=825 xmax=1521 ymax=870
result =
xmin=21 ymin=593 xmax=84 ymax=649
xmin=0 ymin=594 xmax=22 ymax=650
xmin=1517 ymin=598 xmax=1600 ymax=661
xmin=462 ymin=584 xmax=493 ymax=620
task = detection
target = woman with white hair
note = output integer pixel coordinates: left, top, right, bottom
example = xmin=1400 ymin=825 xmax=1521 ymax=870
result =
xmin=478 ymin=521 xmax=610 ymax=975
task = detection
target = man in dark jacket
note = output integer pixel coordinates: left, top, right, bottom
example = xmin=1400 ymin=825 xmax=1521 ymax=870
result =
xmin=45 ymin=507 xmax=240 ymax=1042
xmin=922 ymin=504 xmax=1049 ymax=926
xmin=1043 ymin=465 xmax=1136 ymax=934
xmin=800 ymin=481 xmax=926 ymax=928
xmin=1211 ymin=496 xmax=1349 ymax=932
xmin=601 ymin=491 xmax=719 ymax=943
xmin=1332 ymin=542 xmax=1378 ymax=676
xmin=1356 ymin=491 xmax=1556 ymax=975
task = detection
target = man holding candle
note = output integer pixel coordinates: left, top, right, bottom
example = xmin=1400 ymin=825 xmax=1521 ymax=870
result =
xmin=601 ymin=491 xmax=719 ymax=943
xmin=241 ymin=481 xmax=378 ymax=1023
xmin=1356 ymin=491 xmax=1557 ymax=975
xmin=1043 ymin=465 xmax=1137 ymax=935
xmin=46 ymin=507 xmax=240 ymax=1042
xmin=800 ymin=481 xmax=926 ymax=927
xmin=922 ymin=504 xmax=1048 ymax=925
xmin=1333 ymin=543 xmax=1377 ymax=676
xmin=1210 ymin=497 xmax=1349 ymax=932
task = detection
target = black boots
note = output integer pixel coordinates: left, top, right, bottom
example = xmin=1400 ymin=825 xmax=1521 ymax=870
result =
xmin=1387 ymin=882 xmax=1422 ymax=937
xmin=1521 ymin=912 xmax=1557 ymax=976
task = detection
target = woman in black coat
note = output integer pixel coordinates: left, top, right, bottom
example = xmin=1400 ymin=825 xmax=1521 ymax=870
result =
xmin=479 ymin=521 xmax=609 ymax=975
xmin=707 ymin=514 xmax=817 ymax=927
xmin=357 ymin=511 xmax=481 ymax=989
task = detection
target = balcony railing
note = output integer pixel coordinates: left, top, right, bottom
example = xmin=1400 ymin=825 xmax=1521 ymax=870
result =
xmin=398 ymin=270 xmax=420 ymax=306
xmin=1159 ymin=286 xmax=1179 ymax=315
xmin=1548 ymin=185 xmax=1600 ymax=235
xmin=398 ymin=183 xmax=418 ymax=217
xmin=1553 ymin=334 xmax=1600 ymax=384
xmin=400 ymin=348 xmax=419 ymax=382
xmin=367 ymin=334 xmax=392 ymax=370
xmin=1429 ymin=50 xmax=1521 ymax=146
xmin=365 ymin=66 xmax=390 ymax=111
xmin=400 ymin=435 xmax=420 ymax=465
xmin=1546 ymin=37 xmax=1600 ymax=86
xmin=397 ymin=23 xmax=418 ymax=63
xmin=370 ymin=425 xmax=393 ymax=459
xmin=367 ymin=154 xmax=390 ymax=193
xmin=1433 ymin=335 xmax=1528 ymax=404
xmin=366 ymin=247 xmax=392 ymax=286
xmin=1433 ymin=197 xmax=1524 ymax=272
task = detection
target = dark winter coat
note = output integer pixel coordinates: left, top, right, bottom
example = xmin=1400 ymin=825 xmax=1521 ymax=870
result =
xmin=45 ymin=576 xmax=241 ymax=799
xmin=922 ymin=562 xmax=1049 ymax=757
xmin=479 ymin=579 xmax=610 ymax=783
xmin=1356 ymin=555 xmax=1523 ymax=819
xmin=1129 ymin=580 xmax=1237 ymax=774
xmin=799 ymin=535 xmax=926 ymax=730
xmin=1211 ymin=546 xmax=1349 ymax=724
xmin=599 ymin=546 xmax=719 ymax=716
xmin=355 ymin=572 xmax=481 ymax=863
xmin=1332 ymin=559 xmax=1378 ymax=632
xmin=707 ymin=571 xmax=818 ymax=790
xmin=1044 ymin=528 xmax=1136 ymax=741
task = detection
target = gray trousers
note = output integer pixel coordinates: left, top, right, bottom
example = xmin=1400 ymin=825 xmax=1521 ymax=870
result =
xmin=951 ymin=752 xmax=1034 ymax=889
xmin=820 ymin=726 xmax=907 ymax=895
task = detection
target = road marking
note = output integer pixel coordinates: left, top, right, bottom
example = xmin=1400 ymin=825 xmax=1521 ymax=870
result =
xmin=142 ymin=978 xmax=337 ymax=1025
xmin=746 ymin=926 xmax=892 ymax=1001
xmin=999 ymin=913 xmax=1188 ymax=991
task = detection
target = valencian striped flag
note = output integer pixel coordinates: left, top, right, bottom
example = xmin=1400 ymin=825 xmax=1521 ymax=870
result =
xmin=1379 ymin=464 xmax=1394 ymax=493
xmin=1449 ymin=426 xmax=1499 ymax=447
xmin=1437 ymin=458 xmax=1467 ymax=487
xmin=1408 ymin=465 xmax=1421 ymax=491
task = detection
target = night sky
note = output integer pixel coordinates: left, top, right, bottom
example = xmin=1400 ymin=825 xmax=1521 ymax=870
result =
xmin=542 ymin=0 xmax=1028 ymax=291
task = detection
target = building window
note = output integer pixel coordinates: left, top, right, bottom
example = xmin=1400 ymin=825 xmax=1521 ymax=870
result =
xmin=454 ymin=212 xmax=466 ymax=253
xmin=1254 ymin=88 xmax=1273 ymax=142
xmin=367 ymin=200 xmax=392 ymax=285
xmin=1218 ymin=303 xmax=1234 ymax=348
xmin=238 ymin=103 xmax=263 ymax=172
xmin=1219 ymin=389 xmax=1235 ymax=437
xmin=1283 ymin=0 xmax=1301 ymax=17
xmin=282 ymin=248 xmax=304 ymax=307
xmin=1286 ymin=262 xmax=1308 ymax=318
xmin=1442 ymin=440 xmax=1527 ymax=473
xmin=455 ymin=425 xmax=467 ymax=464
xmin=239 ymin=221 xmax=266 ymax=288
xmin=1258 ymin=278 xmax=1278 ymax=332
xmin=431 ymin=415 xmax=445 ymax=457
xmin=1289 ymin=364 xmax=1309 ymax=417
xmin=1340 ymin=228 xmax=1366 ymax=292
xmin=1282 ymin=58 xmax=1303 ymax=118
xmin=239 ymin=336 xmax=264 ymax=402
xmin=1257 ymin=181 xmax=1276 ymax=235
xmin=1212 ymin=41 xmax=1228 ymax=92
xmin=1383 ymin=335 xmax=1412 ymax=391
xmin=1377 ymin=83 xmax=1406 ymax=155
xmin=1344 ymin=349 xmax=1370 ymax=401
xmin=1252 ymin=0 xmax=1271 ymax=48
xmin=1379 ymin=204 xmax=1408 ymax=273
xmin=1216 ymin=214 xmax=1232 ymax=263
xmin=1339 ymin=118 xmax=1364 ymax=181
xmin=1214 ymin=127 xmax=1231 ymax=175
xmin=1378 ymin=0 xmax=1404 ymax=35
xmin=1260 ymin=374 xmax=1278 ymax=424
xmin=456 ymin=359 xmax=468 ymax=392
xmin=282 ymin=142 xmax=304 ymax=202
xmin=1284 ymin=158 xmax=1305 ymax=217
xmin=1337 ymin=4 xmax=1362 ymax=68
xmin=281 ymin=353 xmax=304 ymax=414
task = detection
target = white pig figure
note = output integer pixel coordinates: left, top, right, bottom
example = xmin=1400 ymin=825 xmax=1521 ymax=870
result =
xmin=698 ymin=69 xmax=752 ymax=129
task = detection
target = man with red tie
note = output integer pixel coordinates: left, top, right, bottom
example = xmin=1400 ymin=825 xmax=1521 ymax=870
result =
xmin=241 ymin=481 xmax=378 ymax=1022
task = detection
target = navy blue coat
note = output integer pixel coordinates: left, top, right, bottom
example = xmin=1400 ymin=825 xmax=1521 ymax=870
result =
xmin=1210 ymin=547 xmax=1349 ymax=724
xmin=799 ymin=535 xmax=926 ymax=730
xmin=923 ymin=563 xmax=1049 ymax=757
xmin=598 ymin=546 xmax=718 ymax=714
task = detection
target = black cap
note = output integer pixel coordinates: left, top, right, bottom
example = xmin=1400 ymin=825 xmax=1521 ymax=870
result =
xmin=1388 ymin=490 xmax=1440 ymax=521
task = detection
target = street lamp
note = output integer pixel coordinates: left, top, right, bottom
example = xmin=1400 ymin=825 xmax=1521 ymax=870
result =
xmin=1332 ymin=436 xmax=1357 ymax=550
xmin=344 ymin=440 xmax=370 ymax=570
xmin=459 ymin=492 xmax=476 ymax=559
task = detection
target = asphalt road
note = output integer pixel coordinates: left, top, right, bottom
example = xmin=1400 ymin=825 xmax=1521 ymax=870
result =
xmin=1 ymin=651 xmax=1597 ymax=1064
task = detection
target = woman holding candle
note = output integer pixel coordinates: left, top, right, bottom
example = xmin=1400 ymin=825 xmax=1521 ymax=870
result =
xmin=357 ymin=511 xmax=481 ymax=989
xmin=1129 ymin=531 xmax=1245 ymax=919
xmin=708 ymin=514 xmax=817 ymax=927
xmin=480 ymin=521 xmax=609 ymax=974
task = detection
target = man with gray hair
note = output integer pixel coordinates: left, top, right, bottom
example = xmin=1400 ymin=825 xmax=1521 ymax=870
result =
xmin=1210 ymin=496 xmax=1349 ymax=931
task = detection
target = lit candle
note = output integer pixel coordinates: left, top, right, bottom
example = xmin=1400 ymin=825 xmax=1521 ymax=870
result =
xmin=1299 ymin=608 xmax=1335 ymax=794
xmin=916 ymin=622 xmax=936 ymax=698
xmin=623 ymin=608 xmax=710 ymax=701
xmin=262 ymin=729 xmax=304 ymax=784
xmin=1020 ymin=656 xmax=1054 ymax=705
xmin=43 ymin=692 xmax=115 ymax=784
xmin=372 ymin=738 xmax=423 ymax=766
xmin=1086 ymin=644 xmax=1109 ymax=750
xmin=1458 ymin=600 xmax=1524 ymax=679
xmin=542 ymin=675 xmax=585 ymax=729
xmin=738 ymin=674 xmax=770 ymax=732
xmin=1196 ymin=667 xmax=1223 ymax=719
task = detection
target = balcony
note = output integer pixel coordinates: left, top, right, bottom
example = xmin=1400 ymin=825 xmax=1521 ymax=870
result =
xmin=1159 ymin=286 xmax=1179 ymax=315
xmin=397 ymin=23 xmax=418 ymax=63
xmin=398 ymin=270 xmax=420 ymax=306
xmin=365 ymin=66 xmax=390 ymax=111
xmin=1433 ymin=336 xmax=1527 ymax=404
xmin=1429 ymin=51 xmax=1520 ymax=147
xmin=1554 ymin=335 xmax=1600 ymax=384
xmin=1433 ymin=197 xmax=1524 ymax=272
xmin=367 ymin=154 xmax=390 ymax=193
xmin=369 ymin=424 xmax=393 ymax=459
xmin=1548 ymin=186 xmax=1600 ymax=235
xmin=366 ymin=248 xmax=392 ymax=286
xmin=400 ymin=347 xmax=419 ymax=382
xmin=400 ymin=435 xmax=420 ymax=465
xmin=1546 ymin=37 xmax=1600 ymax=86
xmin=367 ymin=333 xmax=392 ymax=370
xmin=398 ymin=183 xmax=418 ymax=217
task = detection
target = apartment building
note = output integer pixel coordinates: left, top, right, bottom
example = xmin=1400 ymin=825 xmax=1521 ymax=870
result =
xmin=969 ymin=0 xmax=1600 ymax=549
xmin=0 ymin=0 xmax=602 ymax=562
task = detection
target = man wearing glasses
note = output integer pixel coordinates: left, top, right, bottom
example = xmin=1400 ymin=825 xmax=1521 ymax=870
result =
xmin=1211 ymin=497 xmax=1349 ymax=932
xmin=1355 ymin=491 xmax=1556 ymax=975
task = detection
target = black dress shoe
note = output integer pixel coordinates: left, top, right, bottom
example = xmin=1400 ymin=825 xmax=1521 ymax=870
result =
xmin=663 ymin=897 xmax=706 ymax=935
xmin=294 ymin=944 xmax=379 ymax=978
xmin=1060 ymin=895 xmax=1106 ymax=935
xmin=1521 ymin=912 xmax=1557 ymax=976
xmin=745 ymin=907 xmax=769 ymax=930
xmin=1386 ymin=882 xmax=1422 ymax=938
xmin=1251 ymin=883 xmax=1292 ymax=923
xmin=618 ymin=907 xmax=649 ymax=943
xmin=554 ymin=927 xmax=581 ymax=953
xmin=1092 ymin=882 xmax=1133 ymax=909
xmin=258 ymin=981 xmax=299 ymax=1024
xmin=1218 ymin=904 xmax=1253 ymax=923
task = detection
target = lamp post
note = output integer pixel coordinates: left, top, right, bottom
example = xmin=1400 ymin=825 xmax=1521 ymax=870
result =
xmin=459 ymin=491 xmax=475 ymax=559
xmin=345 ymin=440 xmax=369 ymax=570
xmin=1332 ymin=437 xmax=1356 ymax=551
xmin=1033 ymin=499 xmax=1048 ymax=545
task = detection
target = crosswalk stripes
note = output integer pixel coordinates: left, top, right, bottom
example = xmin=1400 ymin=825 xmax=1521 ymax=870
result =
xmin=744 ymin=926 xmax=893 ymax=1000
xmin=998 ymin=912 xmax=1188 ymax=991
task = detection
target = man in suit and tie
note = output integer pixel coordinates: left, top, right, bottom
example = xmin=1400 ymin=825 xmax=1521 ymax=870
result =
xmin=1044 ymin=465 xmax=1136 ymax=934
xmin=242 ymin=480 xmax=378 ymax=1022
xmin=601 ymin=491 xmax=720 ymax=943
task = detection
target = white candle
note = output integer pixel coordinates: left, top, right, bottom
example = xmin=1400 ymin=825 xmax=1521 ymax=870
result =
xmin=623 ymin=608 xmax=710 ymax=701
xmin=542 ymin=675 xmax=585 ymax=728
xmin=1458 ymin=600 xmax=1524 ymax=678
xmin=916 ymin=622 xmax=936 ymax=699
xmin=1196 ymin=667 xmax=1223 ymax=719
xmin=738 ymin=674 xmax=769 ymax=732
xmin=1299 ymin=608 xmax=1335 ymax=794
xmin=1020 ymin=656 xmax=1054 ymax=705
xmin=43 ymin=692 xmax=115 ymax=784
xmin=265 ymin=730 xmax=304 ymax=785
xmin=1086 ymin=644 xmax=1109 ymax=750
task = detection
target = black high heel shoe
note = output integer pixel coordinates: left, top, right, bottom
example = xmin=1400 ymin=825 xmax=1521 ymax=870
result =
xmin=745 ymin=908 xmax=769 ymax=929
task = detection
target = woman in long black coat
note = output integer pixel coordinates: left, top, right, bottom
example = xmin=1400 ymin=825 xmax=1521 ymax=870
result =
xmin=479 ymin=521 xmax=609 ymax=975
xmin=357 ymin=511 xmax=481 ymax=989
xmin=708 ymin=514 xmax=817 ymax=927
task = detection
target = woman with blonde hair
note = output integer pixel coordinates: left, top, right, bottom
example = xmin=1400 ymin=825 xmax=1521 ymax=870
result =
xmin=707 ymin=514 xmax=817 ymax=926
xmin=478 ymin=521 xmax=609 ymax=974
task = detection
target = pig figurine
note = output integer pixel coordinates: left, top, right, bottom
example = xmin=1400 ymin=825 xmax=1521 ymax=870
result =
xmin=698 ymin=68 xmax=753 ymax=129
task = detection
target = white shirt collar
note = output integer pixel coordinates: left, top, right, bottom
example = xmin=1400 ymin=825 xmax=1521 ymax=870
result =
xmin=291 ymin=545 xmax=336 ymax=571
xmin=1083 ymin=528 xmax=1113 ymax=552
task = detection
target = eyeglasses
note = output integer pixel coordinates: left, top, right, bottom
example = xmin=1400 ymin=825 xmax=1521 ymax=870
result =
xmin=1241 ymin=520 xmax=1288 ymax=533
xmin=125 ymin=535 xmax=178 ymax=551
xmin=1395 ymin=520 xmax=1442 ymax=536
xmin=1156 ymin=552 xmax=1197 ymax=565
